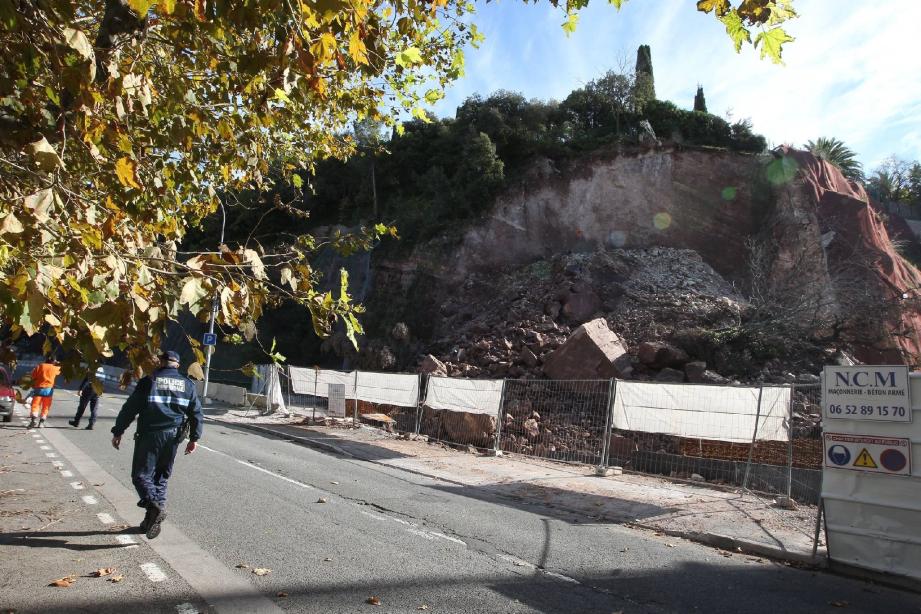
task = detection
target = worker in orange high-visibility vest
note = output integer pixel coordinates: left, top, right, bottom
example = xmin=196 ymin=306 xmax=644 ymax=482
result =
xmin=28 ymin=359 xmax=61 ymax=429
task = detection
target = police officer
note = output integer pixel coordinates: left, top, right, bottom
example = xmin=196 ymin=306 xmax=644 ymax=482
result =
xmin=111 ymin=350 xmax=203 ymax=539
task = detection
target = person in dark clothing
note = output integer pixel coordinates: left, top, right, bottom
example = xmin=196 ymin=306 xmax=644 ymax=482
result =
xmin=69 ymin=375 xmax=100 ymax=429
xmin=111 ymin=350 xmax=203 ymax=539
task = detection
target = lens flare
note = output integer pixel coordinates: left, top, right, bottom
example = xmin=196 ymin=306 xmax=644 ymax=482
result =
xmin=653 ymin=212 xmax=672 ymax=230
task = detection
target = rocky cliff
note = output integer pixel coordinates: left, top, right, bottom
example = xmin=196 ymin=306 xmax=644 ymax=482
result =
xmin=354 ymin=146 xmax=921 ymax=377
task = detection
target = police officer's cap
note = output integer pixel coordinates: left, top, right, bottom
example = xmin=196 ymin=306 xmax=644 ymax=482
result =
xmin=160 ymin=350 xmax=181 ymax=363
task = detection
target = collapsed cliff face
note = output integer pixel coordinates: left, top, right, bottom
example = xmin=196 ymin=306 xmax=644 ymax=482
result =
xmin=451 ymin=149 xmax=764 ymax=281
xmin=357 ymin=146 xmax=921 ymax=374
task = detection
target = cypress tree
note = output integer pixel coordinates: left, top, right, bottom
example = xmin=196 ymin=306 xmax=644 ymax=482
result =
xmin=693 ymin=85 xmax=708 ymax=113
xmin=633 ymin=44 xmax=655 ymax=111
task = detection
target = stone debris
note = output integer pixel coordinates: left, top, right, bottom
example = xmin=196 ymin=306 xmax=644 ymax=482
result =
xmin=543 ymin=318 xmax=633 ymax=380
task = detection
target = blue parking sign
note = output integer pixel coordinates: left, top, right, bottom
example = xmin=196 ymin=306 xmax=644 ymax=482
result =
xmin=202 ymin=333 xmax=217 ymax=347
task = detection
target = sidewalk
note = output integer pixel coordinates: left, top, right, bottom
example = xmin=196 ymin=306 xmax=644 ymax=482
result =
xmin=206 ymin=405 xmax=826 ymax=565
xmin=0 ymin=407 xmax=209 ymax=614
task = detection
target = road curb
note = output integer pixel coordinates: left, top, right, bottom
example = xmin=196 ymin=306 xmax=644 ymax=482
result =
xmin=630 ymin=523 xmax=826 ymax=568
xmin=209 ymin=416 xmax=827 ymax=568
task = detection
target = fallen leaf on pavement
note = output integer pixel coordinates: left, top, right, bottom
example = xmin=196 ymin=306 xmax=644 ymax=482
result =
xmin=90 ymin=568 xmax=116 ymax=577
xmin=93 ymin=483 xmax=104 ymax=487
xmin=830 ymin=601 xmax=849 ymax=608
xmin=330 ymin=481 xmax=339 ymax=485
xmin=108 ymin=575 xmax=124 ymax=583
xmin=252 ymin=568 xmax=272 ymax=576
xmin=235 ymin=564 xmax=249 ymax=569
xmin=323 ymin=558 xmax=333 ymax=562
xmin=49 ymin=576 xmax=76 ymax=588
xmin=277 ymin=592 xmax=288 ymax=598
xmin=418 ymin=606 xmax=429 ymax=610
xmin=109 ymin=524 xmax=130 ymax=532
xmin=317 ymin=497 xmax=328 ymax=503
xmin=666 ymin=544 xmax=676 ymax=548
xmin=366 ymin=596 xmax=381 ymax=606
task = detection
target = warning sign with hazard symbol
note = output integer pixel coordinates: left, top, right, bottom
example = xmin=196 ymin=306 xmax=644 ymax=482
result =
xmin=824 ymin=433 xmax=912 ymax=476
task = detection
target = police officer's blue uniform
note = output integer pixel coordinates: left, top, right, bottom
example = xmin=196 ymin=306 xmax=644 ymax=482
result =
xmin=112 ymin=351 xmax=203 ymax=538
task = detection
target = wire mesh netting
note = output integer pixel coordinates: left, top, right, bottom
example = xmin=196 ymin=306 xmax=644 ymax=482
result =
xmin=499 ymin=379 xmax=613 ymax=465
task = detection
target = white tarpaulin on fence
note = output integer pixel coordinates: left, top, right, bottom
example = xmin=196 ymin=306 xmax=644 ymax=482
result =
xmin=289 ymin=367 xmax=356 ymax=397
xmin=424 ymin=377 xmax=504 ymax=416
xmin=611 ymin=382 xmax=790 ymax=442
xmin=355 ymin=371 xmax=420 ymax=408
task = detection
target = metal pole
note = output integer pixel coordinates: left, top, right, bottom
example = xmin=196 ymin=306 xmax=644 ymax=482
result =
xmin=413 ymin=373 xmax=423 ymax=436
xmin=493 ymin=380 xmax=508 ymax=456
xmin=812 ymin=498 xmax=825 ymax=558
xmin=202 ymin=202 xmax=226 ymax=403
xmin=599 ymin=378 xmax=617 ymax=469
xmin=786 ymin=384 xmax=795 ymax=502
xmin=742 ymin=385 xmax=764 ymax=491
xmin=312 ymin=366 xmax=318 ymax=424
xmin=415 ymin=375 xmax=429 ymax=436
xmin=353 ymin=370 xmax=359 ymax=428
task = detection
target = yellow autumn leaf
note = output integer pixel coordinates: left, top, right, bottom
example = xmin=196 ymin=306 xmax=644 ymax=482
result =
xmin=348 ymin=30 xmax=369 ymax=65
xmin=115 ymin=157 xmax=142 ymax=189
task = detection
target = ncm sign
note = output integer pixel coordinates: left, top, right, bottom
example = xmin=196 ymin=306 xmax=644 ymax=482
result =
xmin=833 ymin=370 xmax=899 ymax=388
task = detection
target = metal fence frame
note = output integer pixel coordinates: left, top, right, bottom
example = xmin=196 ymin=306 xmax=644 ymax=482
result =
xmin=266 ymin=363 xmax=824 ymax=503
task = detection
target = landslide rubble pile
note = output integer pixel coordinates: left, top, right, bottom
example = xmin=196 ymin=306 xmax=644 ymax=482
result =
xmin=420 ymin=247 xmax=746 ymax=381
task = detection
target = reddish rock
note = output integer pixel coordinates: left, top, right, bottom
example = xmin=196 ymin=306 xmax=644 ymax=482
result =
xmin=438 ymin=409 xmax=497 ymax=448
xmin=655 ymin=367 xmax=686 ymax=383
xmin=637 ymin=341 xmax=690 ymax=369
xmin=561 ymin=287 xmax=602 ymax=323
xmin=520 ymin=347 xmax=539 ymax=368
xmin=420 ymin=354 xmax=447 ymax=376
xmin=684 ymin=361 xmax=707 ymax=382
xmin=542 ymin=318 xmax=633 ymax=380
xmin=522 ymin=418 xmax=540 ymax=441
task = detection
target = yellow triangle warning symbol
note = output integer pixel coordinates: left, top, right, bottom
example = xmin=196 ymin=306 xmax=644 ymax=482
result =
xmin=854 ymin=448 xmax=878 ymax=469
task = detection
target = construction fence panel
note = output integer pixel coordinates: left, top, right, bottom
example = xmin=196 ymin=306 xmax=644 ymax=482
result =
xmin=418 ymin=377 xmax=505 ymax=449
xmin=499 ymin=379 xmax=613 ymax=465
xmin=287 ymin=367 xmax=358 ymax=420
xmin=354 ymin=371 xmax=421 ymax=434
xmin=610 ymin=381 xmax=821 ymax=502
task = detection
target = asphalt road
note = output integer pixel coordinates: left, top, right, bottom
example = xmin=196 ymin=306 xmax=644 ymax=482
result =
xmin=31 ymin=390 xmax=921 ymax=613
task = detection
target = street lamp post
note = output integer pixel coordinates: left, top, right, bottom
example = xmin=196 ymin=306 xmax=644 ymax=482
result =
xmin=202 ymin=202 xmax=226 ymax=404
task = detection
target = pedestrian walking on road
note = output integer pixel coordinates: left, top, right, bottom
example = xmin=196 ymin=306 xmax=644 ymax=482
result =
xmin=111 ymin=350 xmax=203 ymax=539
xmin=28 ymin=358 xmax=61 ymax=429
xmin=69 ymin=375 xmax=101 ymax=430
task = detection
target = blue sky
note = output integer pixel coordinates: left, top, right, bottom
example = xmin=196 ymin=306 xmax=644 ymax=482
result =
xmin=430 ymin=0 xmax=921 ymax=172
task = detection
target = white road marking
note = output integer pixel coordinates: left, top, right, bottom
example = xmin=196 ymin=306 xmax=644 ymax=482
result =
xmin=39 ymin=445 xmax=51 ymax=450
xmin=45 ymin=452 xmax=57 ymax=458
xmin=116 ymin=534 xmax=139 ymax=549
xmin=176 ymin=603 xmax=199 ymax=614
xmin=69 ymin=481 xmax=84 ymax=490
xmin=140 ymin=562 xmax=167 ymax=583
xmin=61 ymin=470 xmax=73 ymax=478
xmin=82 ymin=495 xmax=98 ymax=505
xmin=97 ymin=512 xmax=115 ymax=524
xmin=197 ymin=444 xmax=316 ymax=491
xmin=32 ymin=434 xmax=41 ymax=438
xmin=52 ymin=462 xmax=63 ymax=469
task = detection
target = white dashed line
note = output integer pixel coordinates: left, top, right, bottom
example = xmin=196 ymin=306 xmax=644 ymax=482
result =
xmin=45 ymin=452 xmax=57 ymax=458
xmin=82 ymin=495 xmax=98 ymax=505
xmin=140 ymin=562 xmax=167 ymax=583
xmin=39 ymin=445 xmax=51 ymax=450
xmin=198 ymin=443 xmax=317 ymax=491
xmin=31 ymin=434 xmax=41 ymax=438
xmin=52 ymin=462 xmax=63 ymax=469
xmin=96 ymin=512 xmax=115 ymax=524
xmin=175 ymin=603 xmax=199 ymax=614
xmin=69 ymin=481 xmax=84 ymax=490
xmin=61 ymin=470 xmax=74 ymax=478
xmin=116 ymin=535 xmax=139 ymax=549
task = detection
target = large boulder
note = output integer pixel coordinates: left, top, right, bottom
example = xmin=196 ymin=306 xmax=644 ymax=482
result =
xmin=685 ymin=361 xmax=729 ymax=384
xmin=420 ymin=354 xmax=447 ymax=376
xmin=655 ymin=367 xmax=686 ymax=383
xmin=438 ymin=409 xmax=497 ymax=449
xmin=560 ymin=285 xmax=602 ymax=323
xmin=542 ymin=318 xmax=633 ymax=380
xmin=637 ymin=341 xmax=690 ymax=369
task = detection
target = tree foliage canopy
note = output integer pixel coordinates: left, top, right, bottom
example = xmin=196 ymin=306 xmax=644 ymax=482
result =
xmin=804 ymin=137 xmax=864 ymax=182
xmin=0 ymin=0 xmax=798 ymax=381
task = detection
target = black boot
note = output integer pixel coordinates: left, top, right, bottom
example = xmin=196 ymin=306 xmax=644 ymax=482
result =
xmin=69 ymin=419 xmax=79 ymax=427
xmin=145 ymin=503 xmax=166 ymax=540
xmin=85 ymin=423 xmax=94 ymax=430
xmin=139 ymin=505 xmax=156 ymax=534
xmin=28 ymin=417 xmax=37 ymax=429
